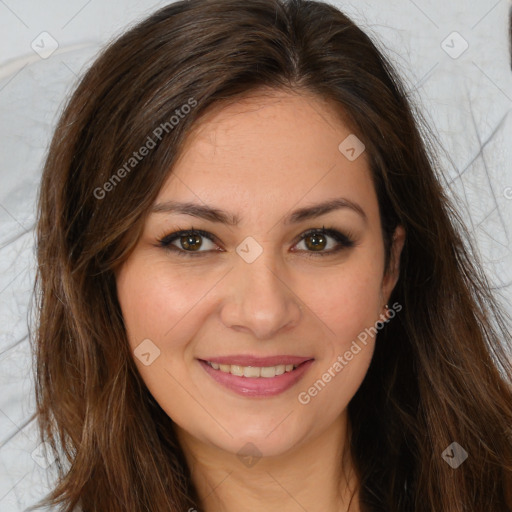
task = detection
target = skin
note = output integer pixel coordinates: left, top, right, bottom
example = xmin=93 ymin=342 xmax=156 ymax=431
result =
xmin=116 ymin=88 xmax=405 ymax=512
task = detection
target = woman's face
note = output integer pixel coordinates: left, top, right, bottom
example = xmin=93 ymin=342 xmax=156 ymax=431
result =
xmin=116 ymin=89 xmax=403 ymax=459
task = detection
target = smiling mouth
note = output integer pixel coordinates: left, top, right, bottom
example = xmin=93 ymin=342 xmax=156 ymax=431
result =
xmin=199 ymin=358 xmax=314 ymax=397
xmin=203 ymin=361 xmax=305 ymax=378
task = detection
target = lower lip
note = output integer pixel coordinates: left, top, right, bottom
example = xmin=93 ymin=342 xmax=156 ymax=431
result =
xmin=199 ymin=359 xmax=314 ymax=397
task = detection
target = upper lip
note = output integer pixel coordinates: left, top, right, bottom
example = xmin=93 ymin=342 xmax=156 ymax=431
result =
xmin=200 ymin=355 xmax=314 ymax=367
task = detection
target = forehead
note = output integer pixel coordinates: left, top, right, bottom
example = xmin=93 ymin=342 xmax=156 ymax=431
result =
xmin=155 ymin=89 xmax=377 ymax=222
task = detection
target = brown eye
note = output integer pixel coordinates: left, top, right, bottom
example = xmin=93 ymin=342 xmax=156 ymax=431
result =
xmin=304 ymin=232 xmax=327 ymax=251
xmin=180 ymin=233 xmax=203 ymax=251
xmin=158 ymin=229 xmax=219 ymax=256
xmin=294 ymin=227 xmax=355 ymax=256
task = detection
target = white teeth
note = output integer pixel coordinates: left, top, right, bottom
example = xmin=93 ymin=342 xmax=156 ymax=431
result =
xmin=206 ymin=361 xmax=298 ymax=377
xmin=243 ymin=366 xmax=260 ymax=378
xmin=260 ymin=366 xmax=276 ymax=378
xmin=275 ymin=364 xmax=285 ymax=376
xmin=230 ymin=365 xmax=243 ymax=376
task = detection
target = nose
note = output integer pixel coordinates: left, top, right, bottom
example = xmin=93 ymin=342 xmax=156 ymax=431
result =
xmin=218 ymin=248 xmax=302 ymax=340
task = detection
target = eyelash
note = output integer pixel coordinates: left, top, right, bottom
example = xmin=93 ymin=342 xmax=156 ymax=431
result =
xmin=156 ymin=225 xmax=356 ymax=258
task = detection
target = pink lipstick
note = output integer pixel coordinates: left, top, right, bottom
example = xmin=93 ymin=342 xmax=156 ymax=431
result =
xmin=198 ymin=355 xmax=314 ymax=397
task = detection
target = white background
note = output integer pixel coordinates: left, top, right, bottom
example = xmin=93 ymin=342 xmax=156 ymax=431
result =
xmin=1 ymin=1 xmax=511 ymax=510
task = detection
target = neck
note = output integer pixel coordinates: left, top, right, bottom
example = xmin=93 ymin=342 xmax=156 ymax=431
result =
xmin=176 ymin=411 xmax=360 ymax=512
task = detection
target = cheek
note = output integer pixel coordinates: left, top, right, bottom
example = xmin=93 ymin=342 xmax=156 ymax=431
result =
xmin=116 ymin=258 xmax=211 ymax=349
xmin=295 ymin=247 xmax=384 ymax=401
xmin=302 ymin=254 xmax=385 ymax=346
xmin=116 ymin=260 xmax=208 ymax=423
xmin=296 ymin=276 xmax=381 ymax=420
xmin=116 ymin=258 xmax=226 ymax=420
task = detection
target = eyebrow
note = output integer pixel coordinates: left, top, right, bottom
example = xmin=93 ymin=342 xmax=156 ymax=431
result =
xmin=151 ymin=197 xmax=367 ymax=225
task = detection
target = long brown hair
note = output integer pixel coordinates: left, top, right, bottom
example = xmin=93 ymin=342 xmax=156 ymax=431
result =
xmin=30 ymin=0 xmax=512 ymax=510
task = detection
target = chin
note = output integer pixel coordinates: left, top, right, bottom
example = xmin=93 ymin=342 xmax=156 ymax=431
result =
xmin=206 ymin=416 xmax=313 ymax=459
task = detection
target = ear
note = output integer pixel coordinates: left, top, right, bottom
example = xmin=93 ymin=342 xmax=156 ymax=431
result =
xmin=381 ymin=225 xmax=406 ymax=304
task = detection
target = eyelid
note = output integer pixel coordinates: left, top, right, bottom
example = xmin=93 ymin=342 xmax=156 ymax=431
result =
xmin=157 ymin=227 xmax=222 ymax=256
xmin=292 ymin=227 xmax=355 ymax=249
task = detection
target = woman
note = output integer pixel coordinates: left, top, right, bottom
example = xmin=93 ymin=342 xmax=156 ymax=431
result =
xmin=31 ymin=0 xmax=512 ymax=510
